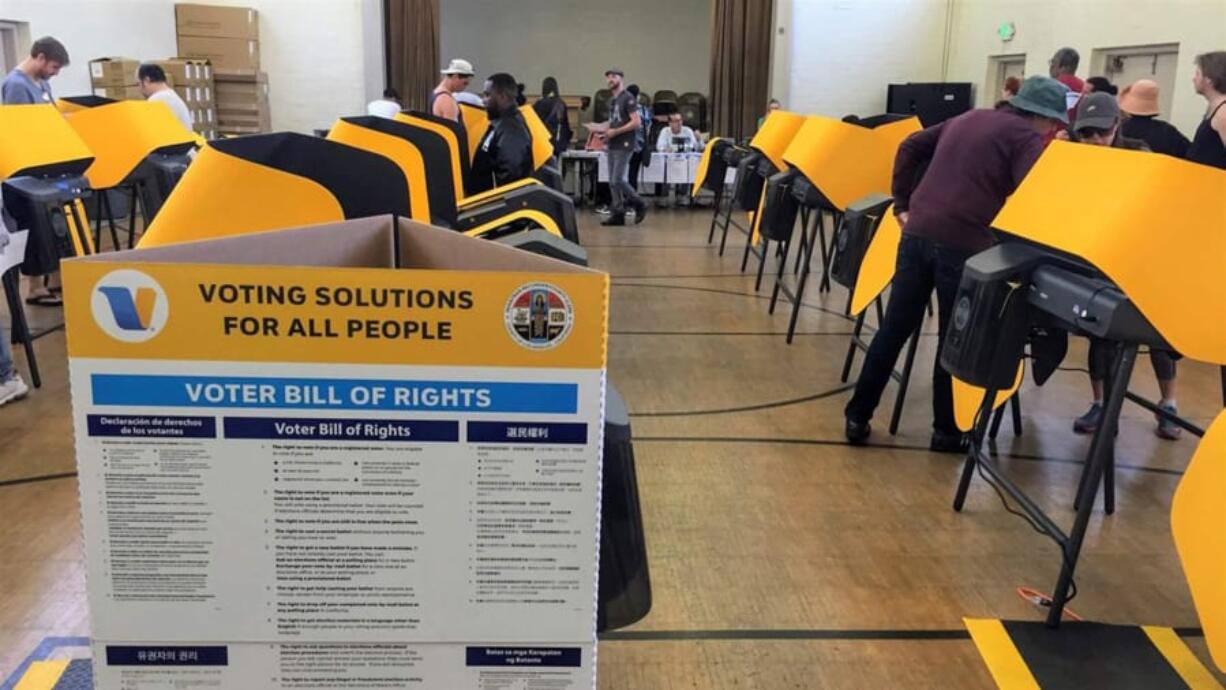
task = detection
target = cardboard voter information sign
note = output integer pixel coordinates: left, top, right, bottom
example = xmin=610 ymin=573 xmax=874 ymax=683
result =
xmin=62 ymin=216 xmax=609 ymax=689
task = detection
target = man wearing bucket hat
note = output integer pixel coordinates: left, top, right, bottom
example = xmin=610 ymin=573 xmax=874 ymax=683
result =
xmin=431 ymin=58 xmax=475 ymax=122
xmin=1118 ymin=79 xmax=1190 ymax=159
xmin=845 ymin=75 xmax=1069 ymax=452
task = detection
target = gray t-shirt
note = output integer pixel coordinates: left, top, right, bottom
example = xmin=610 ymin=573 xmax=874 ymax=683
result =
xmin=608 ymin=90 xmax=638 ymax=151
xmin=2 ymin=68 xmax=53 ymax=105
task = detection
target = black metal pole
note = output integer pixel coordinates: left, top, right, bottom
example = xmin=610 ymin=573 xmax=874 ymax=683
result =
xmin=953 ymin=387 xmax=999 ymax=512
xmin=1045 ymin=343 xmax=1137 ymax=626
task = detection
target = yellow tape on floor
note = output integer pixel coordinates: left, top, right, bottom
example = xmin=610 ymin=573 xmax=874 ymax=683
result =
xmin=965 ymin=618 xmax=1041 ymax=690
xmin=13 ymin=659 xmax=68 ymax=690
xmin=1142 ymin=626 xmax=1224 ymax=689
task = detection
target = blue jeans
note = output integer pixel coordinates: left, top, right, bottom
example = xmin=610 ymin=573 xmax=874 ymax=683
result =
xmin=845 ymin=233 xmax=973 ymax=434
xmin=608 ymin=148 xmax=641 ymax=214
xmin=0 ymin=325 xmax=13 ymax=381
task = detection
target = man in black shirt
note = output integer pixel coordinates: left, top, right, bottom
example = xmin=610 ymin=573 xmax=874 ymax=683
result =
xmin=1118 ymin=79 xmax=1190 ymax=159
xmin=471 ymin=72 xmax=533 ymax=194
xmin=599 ymin=68 xmax=647 ymax=226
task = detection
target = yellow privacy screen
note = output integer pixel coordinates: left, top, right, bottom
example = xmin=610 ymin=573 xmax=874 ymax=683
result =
xmin=327 ymin=118 xmax=430 ymax=223
xmin=0 ymin=104 xmax=94 ymax=179
xmin=140 ymin=132 xmax=410 ymax=248
xmin=952 ymin=364 xmax=1025 ymax=432
xmin=395 ymin=112 xmax=468 ymax=206
xmin=750 ymin=110 xmax=805 ymax=171
xmin=66 ymin=100 xmax=197 ymax=189
xmin=783 ymin=115 xmax=921 ymax=211
xmin=691 ymin=137 xmax=723 ymax=198
xmin=1172 ymin=408 xmax=1226 ymax=671
xmin=520 ymin=104 xmax=555 ymax=172
xmin=459 ymin=102 xmax=489 ymax=163
xmin=850 ymin=206 xmax=900 ymax=315
xmin=993 ymin=141 xmax=1226 ymax=364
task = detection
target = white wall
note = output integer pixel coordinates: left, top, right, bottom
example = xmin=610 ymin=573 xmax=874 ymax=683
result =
xmin=0 ymin=0 xmax=373 ymax=133
xmin=945 ymin=0 xmax=1226 ymax=136
xmin=784 ymin=0 xmax=951 ymax=118
xmin=439 ymin=0 xmax=712 ymax=100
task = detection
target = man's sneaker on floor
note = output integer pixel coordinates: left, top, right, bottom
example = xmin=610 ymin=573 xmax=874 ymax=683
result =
xmin=1156 ymin=403 xmax=1182 ymax=440
xmin=929 ymin=429 xmax=969 ymax=454
xmin=594 ymin=205 xmax=611 ymax=215
xmin=600 ymin=214 xmax=626 ymax=226
xmin=845 ymin=417 xmax=871 ymax=446
xmin=0 ymin=374 xmax=29 ymax=406
xmin=633 ymin=203 xmax=648 ymax=225
xmin=1073 ymin=402 xmax=1103 ymax=434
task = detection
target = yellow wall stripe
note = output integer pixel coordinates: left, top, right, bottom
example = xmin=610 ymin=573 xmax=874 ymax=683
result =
xmin=1142 ymin=626 xmax=1225 ymax=690
xmin=13 ymin=659 xmax=69 ymax=690
xmin=965 ymin=618 xmax=1041 ymax=690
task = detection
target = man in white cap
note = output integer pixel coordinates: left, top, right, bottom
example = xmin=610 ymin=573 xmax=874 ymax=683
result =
xmin=431 ymin=58 xmax=474 ymax=122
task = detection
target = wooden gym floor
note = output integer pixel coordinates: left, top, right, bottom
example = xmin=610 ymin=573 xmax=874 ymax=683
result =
xmin=1 ymin=208 xmax=1222 ymax=688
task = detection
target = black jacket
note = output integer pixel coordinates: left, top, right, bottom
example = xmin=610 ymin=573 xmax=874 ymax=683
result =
xmin=1120 ymin=115 xmax=1190 ymax=159
xmin=533 ymin=96 xmax=572 ymax=157
xmin=471 ymin=107 xmax=534 ymax=193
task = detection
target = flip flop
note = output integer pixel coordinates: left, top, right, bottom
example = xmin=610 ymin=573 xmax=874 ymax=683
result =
xmin=25 ymin=292 xmax=63 ymax=307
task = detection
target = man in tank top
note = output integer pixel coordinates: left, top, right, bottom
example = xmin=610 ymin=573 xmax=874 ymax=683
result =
xmin=430 ymin=58 xmax=474 ymax=123
xmin=1187 ymin=51 xmax=1226 ymax=169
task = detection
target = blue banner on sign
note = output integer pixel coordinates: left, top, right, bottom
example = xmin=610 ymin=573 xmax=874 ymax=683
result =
xmin=90 ymin=374 xmax=577 ymax=413
xmin=105 ymin=646 xmax=228 ymax=666
xmin=224 ymin=417 xmax=458 ymax=442
xmin=465 ymin=647 xmax=582 ymax=668
xmin=468 ymin=422 xmax=588 ymax=444
xmin=87 ymin=414 xmax=217 ymax=438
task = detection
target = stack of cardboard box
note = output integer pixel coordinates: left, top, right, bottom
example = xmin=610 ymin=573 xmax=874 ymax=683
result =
xmin=174 ymin=3 xmax=270 ymax=135
xmin=88 ymin=57 xmax=142 ymax=100
xmin=152 ymin=58 xmax=217 ymax=139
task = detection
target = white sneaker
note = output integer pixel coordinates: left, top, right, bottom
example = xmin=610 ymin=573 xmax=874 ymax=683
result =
xmin=0 ymin=374 xmax=30 ymax=406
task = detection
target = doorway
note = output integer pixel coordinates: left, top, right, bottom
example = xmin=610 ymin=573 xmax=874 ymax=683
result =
xmin=986 ymin=54 xmax=1026 ymax=106
xmin=1091 ymin=44 xmax=1180 ymax=116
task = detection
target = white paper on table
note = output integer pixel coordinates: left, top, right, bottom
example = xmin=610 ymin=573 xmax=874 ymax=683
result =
xmin=640 ymin=155 xmax=665 ymax=184
xmin=666 ymin=154 xmax=690 ymax=183
xmin=0 ymin=230 xmax=29 ymax=275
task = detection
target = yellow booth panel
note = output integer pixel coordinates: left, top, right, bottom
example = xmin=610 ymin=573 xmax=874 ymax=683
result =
xmin=66 ymin=100 xmax=197 ymax=189
xmin=458 ymin=178 xmax=540 ymax=209
xmin=783 ymin=115 xmax=921 ymax=211
xmin=691 ymin=137 xmax=723 ymax=198
xmin=520 ymin=104 xmax=556 ymax=171
xmin=326 ymin=119 xmax=430 ymax=223
xmin=993 ymin=141 xmax=1226 ymax=364
xmin=459 ymin=102 xmax=489 ymax=163
xmin=749 ymin=110 xmax=806 ymax=171
xmin=1172 ymin=408 xmax=1226 ymax=673
xmin=952 ymin=363 xmax=1025 ymax=432
xmin=139 ymin=145 xmax=342 ymax=248
xmin=56 ymin=98 xmax=89 ymax=114
xmin=850 ymin=202 xmax=900 ymax=315
xmin=0 ymin=104 xmax=94 ymax=179
xmin=394 ymin=112 xmax=468 ymax=206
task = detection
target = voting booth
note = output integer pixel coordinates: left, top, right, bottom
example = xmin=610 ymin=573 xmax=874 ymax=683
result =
xmin=63 ymin=215 xmax=611 ymax=689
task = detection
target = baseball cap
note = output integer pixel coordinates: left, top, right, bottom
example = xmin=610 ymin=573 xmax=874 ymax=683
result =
xmin=604 ymin=68 xmax=624 ymax=77
xmin=1073 ymin=92 xmax=1120 ymax=132
xmin=441 ymin=58 xmax=474 ymax=76
xmin=1010 ymin=75 xmax=1070 ymax=124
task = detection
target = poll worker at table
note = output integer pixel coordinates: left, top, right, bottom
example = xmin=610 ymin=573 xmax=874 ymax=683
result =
xmin=1187 ymin=51 xmax=1226 ymax=169
xmin=844 ymin=76 xmax=1069 ymax=452
xmin=138 ymin=64 xmax=192 ymax=130
xmin=1060 ymin=92 xmax=1183 ymax=440
xmin=654 ymin=112 xmax=700 ymax=207
xmin=470 ymin=72 xmax=533 ymax=194
xmin=2 ymin=35 xmax=70 ymax=307
xmin=430 ymin=58 xmax=474 ymax=123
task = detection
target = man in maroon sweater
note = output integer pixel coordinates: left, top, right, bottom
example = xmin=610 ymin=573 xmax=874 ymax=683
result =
xmin=845 ymin=76 xmax=1069 ymax=451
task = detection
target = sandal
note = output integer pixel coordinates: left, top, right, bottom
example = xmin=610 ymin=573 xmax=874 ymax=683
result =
xmin=25 ymin=292 xmax=63 ymax=307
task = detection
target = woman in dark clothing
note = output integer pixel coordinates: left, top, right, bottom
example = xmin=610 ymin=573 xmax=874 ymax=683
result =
xmin=1117 ymin=79 xmax=1191 ymax=159
xmin=533 ymin=76 xmax=572 ymax=160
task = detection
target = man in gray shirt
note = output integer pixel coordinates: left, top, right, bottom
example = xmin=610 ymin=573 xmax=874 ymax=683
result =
xmin=2 ymin=36 xmax=70 ymax=306
xmin=599 ymin=68 xmax=647 ymax=226
xmin=2 ymin=36 xmax=67 ymax=106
